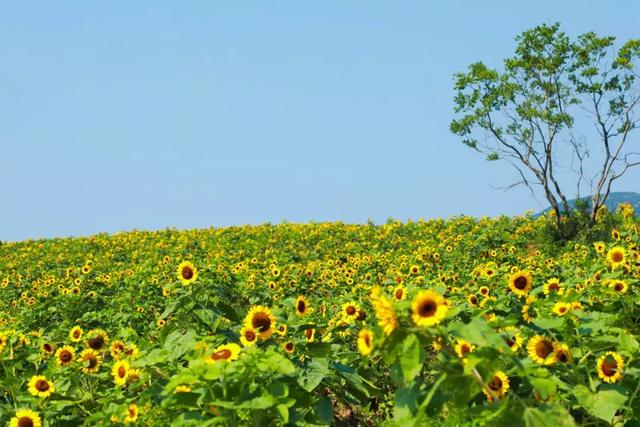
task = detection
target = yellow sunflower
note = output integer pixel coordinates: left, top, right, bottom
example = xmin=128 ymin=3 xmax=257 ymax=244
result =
xmin=454 ymin=339 xmax=475 ymax=358
xmin=110 ymin=340 xmax=126 ymax=359
xmin=240 ymin=326 xmax=258 ymax=347
xmin=9 ymin=409 xmax=42 ymax=427
xmin=508 ymin=270 xmax=532 ymax=297
xmin=124 ymin=403 xmax=139 ymax=423
xmin=295 ymin=296 xmax=310 ymax=317
xmin=112 ymin=360 xmax=130 ymax=386
xmin=608 ymin=280 xmax=628 ymax=294
xmin=527 ymin=336 xmax=557 ymax=365
xmin=304 ymin=328 xmax=315 ymax=343
xmin=553 ymin=343 xmax=572 ymax=364
xmin=606 ymin=246 xmax=626 ymax=268
xmin=275 ymin=324 xmax=287 ymax=336
xmin=501 ymin=327 xmax=524 ymax=352
xmin=467 ymin=294 xmax=479 ymax=307
xmin=86 ymin=329 xmax=109 ymax=351
xmin=69 ymin=326 xmax=83 ymax=342
xmin=597 ymin=351 xmax=624 ymax=383
xmin=28 ymin=375 xmax=55 ymax=398
xmin=205 ymin=343 xmax=241 ymax=363
xmin=543 ymin=278 xmax=563 ymax=296
xmin=341 ymin=302 xmax=360 ymax=323
xmin=244 ymin=306 xmax=276 ymax=340
xmin=283 ymin=341 xmax=295 ymax=354
xmin=370 ymin=286 xmax=398 ymax=336
xmin=55 ymin=345 xmax=75 ymax=367
xmin=393 ymin=285 xmax=406 ymax=301
xmin=177 ymin=261 xmax=198 ymax=285
xmin=411 ymin=290 xmax=448 ymax=327
xmin=552 ymin=302 xmax=572 ymax=316
xmin=482 ymin=371 xmax=510 ymax=402
xmin=357 ymin=329 xmax=374 ymax=356
xmin=80 ymin=349 xmax=102 ymax=373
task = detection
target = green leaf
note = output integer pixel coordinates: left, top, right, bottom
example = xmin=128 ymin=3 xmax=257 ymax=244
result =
xmin=315 ymin=396 xmax=333 ymax=425
xmin=529 ymin=377 xmax=557 ymax=400
xmin=276 ymin=404 xmax=289 ymax=423
xmin=573 ymin=384 xmax=627 ymax=423
xmin=449 ymin=318 xmax=510 ymax=353
xmin=523 ymin=404 xmax=575 ymax=427
xmin=298 ymin=358 xmax=329 ymax=392
xmin=163 ymin=329 xmax=197 ymax=360
xmin=397 ymin=334 xmax=426 ymax=384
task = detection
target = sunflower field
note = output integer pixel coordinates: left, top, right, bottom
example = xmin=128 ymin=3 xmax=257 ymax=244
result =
xmin=1 ymin=205 xmax=639 ymax=426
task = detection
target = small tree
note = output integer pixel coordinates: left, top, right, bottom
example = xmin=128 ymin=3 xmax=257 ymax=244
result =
xmin=451 ymin=23 xmax=640 ymax=236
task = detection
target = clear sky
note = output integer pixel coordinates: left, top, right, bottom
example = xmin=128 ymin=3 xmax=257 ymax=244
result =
xmin=2 ymin=1 xmax=639 ymax=242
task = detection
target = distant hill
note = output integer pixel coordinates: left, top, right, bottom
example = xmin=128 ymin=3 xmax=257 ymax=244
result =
xmin=534 ymin=191 xmax=640 ymax=217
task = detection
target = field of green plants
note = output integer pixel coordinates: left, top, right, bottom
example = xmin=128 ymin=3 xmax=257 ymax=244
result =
xmin=1 ymin=206 xmax=639 ymax=426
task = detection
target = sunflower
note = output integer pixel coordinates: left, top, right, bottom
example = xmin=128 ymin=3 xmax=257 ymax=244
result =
xmin=342 ymin=302 xmax=360 ymax=323
xmin=543 ymin=278 xmax=563 ymax=296
xmin=552 ymin=302 xmax=572 ymax=316
xmin=478 ymin=286 xmax=489 ymax=297
xmin=508 ymin=270 xmax=532 ymax=297
xmin=240 ymin=326 xmax=258 ymax=347
xmin=597 ymin=351 xmax=624 ymax=383
xmin=244 ymin=306 xmax=276 ymax=340
xmin=162 ymin=287 xmax=171 ymax=297
xmin=305 ymin=328 xmax=315 ymax=343
xmin=482 ymin=371 xmax=510 ymax=402
xmin=393 ymin=285 xmax=406 ymax=301
xmin=80 ymin=349 xmax=102 ymax=373
xmin=527 ymin=336 xmax=557 ymax=365
xmin=608 ymin=280 xmax=628 ymax=294
xmin=41 ymin=342 xmax=55 ymax=355
xmin=357 ymin=329 xmax=374 ymax=356
xmin=28 ymin=375 xmax=55 ymax=398
xmin=127 ymin=368 xmax=141 ymax=383
xmin=124 ymin=404 xmax=139 ymax=423
xmin=86 ymin=329 xmax=109 ymax=351
xmin=370 ymin=286 xmax=398 ymax=336
xmin=0 ymin=332 xmax=8 ymax=354
xmin=112 ymin=360 xmax=130 ymax=386
xmin=467 ymin=294 xmax=479 ymax=307
xmin=9 ymin=409 xmax=42 ymax=427
xmin=295 ymin=296 xmax=309 ymax=316
xmin=454 ymin=339 xmax=475 ymax=358
xmin=205 ymin=343 xmax=241 ymax=363
xmin=553 ymin=343 xmax=572 ymax=364
xmin=409 ymin=265 xmax=420 ymax=275
xmin=275 ymin=324 xmax=287 ymax=336
xmin=55 ymin=345 xmax=75 ymax=367
xmin=606 ymin=247 xmax=626 ymax=268
xmin=177 ymin=261 xmax=198 ymax=285
xmin=501 ymin=327 xmax=524 ymax=352
xmin=110 ymin=340 xmax=126 ymax=359
xmin=411 ymin=290 xmax=448 ymax=327
xmin=594 ymin=242 xmax=605 ymax=253
xmin=283 ymin=342 xmax=295 ymax=354
xmin=174 ymin=385 xmax=192 ymax=393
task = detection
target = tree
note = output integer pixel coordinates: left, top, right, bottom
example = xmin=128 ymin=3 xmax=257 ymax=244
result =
xmin=450 ymin=23 xmax=640 ymax=236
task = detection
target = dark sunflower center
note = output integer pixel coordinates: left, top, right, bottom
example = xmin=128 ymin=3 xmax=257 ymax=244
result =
xmin=42 ymin=343 xmax=52 ymax=353
xmin=297 ymin=300 xmax=306 ymax=313
xmin=470 ymin=295 xmax=478 ymax=305
xmin=548 ymin=283 xmax=559 ymax=291
xmin=60 ymin=351 xmax=72 ymax=362
xmin=36 ymin=379 xmax=50 ymax=392
xmin=346 ymin=306 xmax=356 ymax=315
xmin=182 ymin=267 xmax=194 ymax=280
xmin=535 ymin=340 xmax=554 ymax=358
xmin=559 ymin=307 xmax=567 ymax=314
xmin=211 ymin=349 xmax=232 ymax=361
xmin=357 ymin=310 xmax=366 ymax=321
xmin=601 ymin=357 xmax=618 ymax=376
xmin=364 ymin=334 xmax=371 ymax=347
xmin=245 ymin=330 xmax=256 ymax=341
xmin=87 ymin=357 xmax=98 ymax=368
xmin=73 ymin=331 xmax=81 ymax=338
xmin=488 ymin=376 xmax=502 ymax=391
xmin=128 ymin=407 xmax=137 ymax=417
xmin=419 ymin=299 xmax=437 ymax=317
xmin=514 ymin=276 xmax=528 ymax=290
xmin=460 ymin=344 xmax=471 ymax=356
xmin=285 ymin=342 xmax=294 ymax=352
xmin=305 ymin=329 xmax=314 ymax=339
xmin=118 ymin=366 xmax=126 ymax=377
xmin=18 ymin=417 xmax=34 ymax=427
xmin=614 ymin=283 xmax=624 ymax=292
xmin=611 ymin=252 xmax=623 ymax=263
xmin=505 ymin=337 xmax=515 ymax=347
xmin=480 ymin=288 xmax=488 ymax=295
xmin=88 ymin=336 xmax=104 ymax=350
xmin=557 ymin=351 xmax=568 ymax=363
xmin=252 ymin=312 xmax=271 ymax=332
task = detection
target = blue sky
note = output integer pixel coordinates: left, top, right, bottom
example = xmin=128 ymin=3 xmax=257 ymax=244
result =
xmin=2 ymin=1 xmax=639 ymax=241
